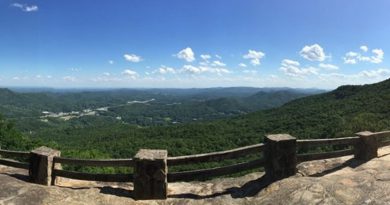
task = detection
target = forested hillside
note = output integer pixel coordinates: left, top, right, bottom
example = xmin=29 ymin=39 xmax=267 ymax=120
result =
xmin=1 ymin=79 xmax=389 ymax=171
xmin=0 ymin=87 xmax=316 ymax=131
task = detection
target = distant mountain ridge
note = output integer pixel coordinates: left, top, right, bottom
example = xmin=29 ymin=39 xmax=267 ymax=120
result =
xmin=0 ymin=87 xmax=318 ymax=132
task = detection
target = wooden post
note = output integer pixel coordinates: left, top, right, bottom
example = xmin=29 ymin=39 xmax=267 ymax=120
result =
xmin=29 ymin=146 xmax=60 ymax=186
xmin=264 ymin=134 xmax=297 ymax=181
xmin=354 ymin=131 xmax=378 ymax=160
xmin=133 ymin=149 xmax=167 ymax=200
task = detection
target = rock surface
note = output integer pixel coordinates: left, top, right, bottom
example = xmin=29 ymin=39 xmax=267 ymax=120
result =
xmin=1 ymin=147 xmax=390 ymax=205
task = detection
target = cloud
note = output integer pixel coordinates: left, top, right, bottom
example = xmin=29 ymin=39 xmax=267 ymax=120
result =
xmin=154 ymin=66 xmax=176 ymax=74
xmin=108 ymin=60 xmax=114 ymax=65
xmin=280 ymin=59 xmax=318 ymax=77
xmin=211 ymin=60 xmax=226 ymax=67
xmin=200 ymin=54 xmax=211 ymax=61
xmin=122 ymin=69 xmax=138 ymax=79
xmin=319 ymin=63 xmax=339 ymax=70
xmin=180 ymin=65 xmax=230 ymax=75
xmin=176 ymin=47 xmax=195 ymax=62
xmin=103 ymin=72 xmax=111 ymax=76
xmin=238 ymin=63 xmax=247 ymax=68
xmin=124 ymin=54 xmax=142 ymax=62
xmin=63 ymin=76 xmax=76 ymax=82
xmin=371 ymin=49 xmax=384 ymax=63
xmin=357 ymin=68 xmax=390 ymax=78
xmin=360 ymin=45 xmax=368 ymax=52
xmin=243 ymin=50 xmax=265 ymax=66
xmin=181 ymin=65 xmax=205 ymax=74
xmin=299 ymin=44 xmax=326 ymax=62
xmin=343 ymin=47 xmax=384 ymax=64
xmin=11 ymin=3 xmax=38 ymax=12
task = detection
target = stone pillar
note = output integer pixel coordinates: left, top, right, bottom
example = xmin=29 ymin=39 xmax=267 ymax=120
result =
xmin=354 ymin=131 xmax=378 ymax=160
xmin=264 ymin=134 xmax=297 ymax=181
xmin=133 ymin=149 xmax=167 ymax=200
xmin=29 ymin=146 xmax=61 ymax=186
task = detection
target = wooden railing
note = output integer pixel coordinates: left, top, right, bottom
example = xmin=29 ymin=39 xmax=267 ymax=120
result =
xmin=1 ymin=130 xmax=390 ymax=200
xmin=52 ymin=157 xmax=134 ymax=182
xmin=0 ymin=149 xmax=30 ymax=169
xmin=296 ymin=136 xmax=358 ymax=162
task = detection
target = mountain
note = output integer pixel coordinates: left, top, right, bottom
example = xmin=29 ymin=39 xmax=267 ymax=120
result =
xmin=0 ymin=87 xmax=315 ymax=131
xmin=14 ymin=78 xmax=387 ymax=167
xmin=4 ymin=78 xmax=390 ymax=164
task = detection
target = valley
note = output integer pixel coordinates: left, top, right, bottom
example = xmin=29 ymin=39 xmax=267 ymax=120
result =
xmin=1 ymin=79 xmax=390 ymax=173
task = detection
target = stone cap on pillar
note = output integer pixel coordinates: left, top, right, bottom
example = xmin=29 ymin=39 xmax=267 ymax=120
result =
xmin=266 ymin=134 xmax=296 ymax=142
xmin=135 ymin=149 xmax=167 ymax=161
xmin=31 ymin=146 xmax=60 ymax=156
xmin=356 ymin=131 xmax=374 ymax=137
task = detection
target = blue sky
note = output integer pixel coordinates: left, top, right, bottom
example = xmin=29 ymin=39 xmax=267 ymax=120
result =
xmin=1 ymin=0 xmax=390 ymax=88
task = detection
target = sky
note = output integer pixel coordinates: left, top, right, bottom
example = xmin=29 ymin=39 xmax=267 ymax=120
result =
xmin=1 ymin=0 xmax=390 ymax=89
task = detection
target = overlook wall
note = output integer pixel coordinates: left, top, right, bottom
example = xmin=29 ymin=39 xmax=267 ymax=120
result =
xmin=1 ymin=130 xmax=390 ymax=200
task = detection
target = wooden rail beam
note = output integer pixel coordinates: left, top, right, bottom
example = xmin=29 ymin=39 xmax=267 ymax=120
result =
xmin=168 ymin=158 xmax=265 ymax=182
xmin=0 ymin=149 xmax=30 ymax=159
xmin=297 ymin=137 xmax=358 ymax=148
xmin=53 ymin=157 xmax=134 ymax=167
xmin=167 ymin=143 xmax=264 ymax=166
xmin=53 ymin=169 xmax=133 ymax=182
xmin=297 ymin=149 xmax=354 ymax=162
xmin=0 ymin=158 xmax=29 ymax=169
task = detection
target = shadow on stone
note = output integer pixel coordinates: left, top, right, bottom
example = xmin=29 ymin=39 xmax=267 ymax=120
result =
xmin=308 ymin=158 xmax=366 ymax=177
xmin=168 ymin=174 xmax=272 ymax=199
xmin=3 ymin=173 xmax=30 ymax=182
xmin=99 ymin=186 xmax=134 ymax=198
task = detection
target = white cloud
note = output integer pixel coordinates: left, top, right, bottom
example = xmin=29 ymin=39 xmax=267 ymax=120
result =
xmin=154 ymin=66 xmax=176 ymax=74
xmin=63 ymin=76 xmax=76 ymax=82
xmin=122 ymin=69 xmax=138 ymax=79
xmin=360 ymin=45 xmax=368 ymax=52
xmin=343 ymin=48 xmax=384 ymax=64
xmin=180 ymin=65 xmax=230 ymax=75
xmin=319 ymin=63 xmax=339 ymax=70
xmin=11 ymin=3 xmax=38 ymax=12
xmin=280 ymin=59 xmax=318 ymax=77
xmin=200 ymin=54 xmax=211 ymax=61
xmin=209 ymin=68 xmax=231 ymax=75
xmin=215 ymin=55 xmax=222 ymax=59
xmin=344 ymin=52 xmax=359 ymax=64
xmin=124 ymin=54 xmax=142 ymax=63
xmin=371 ymin=49 xmax=384 ymax=63
xmin=108 ymin=60 xmax=114 ymax=65
xmin=12 ymin=76 xmax=20 ymax=80
xmin=181 ymin=65 xmax=204 ymax=74
xmin=176 ymin=47 xmax=195 ymax=62
xmin=243 ymin=50 xmax=265 ymax=66
xmin=238 ymin=63 xmax=247 ymax=68
xmin=103 ymin=72 xmax=111 ymax=76
xmin=299 ymin=44 xmax=326 ymax=62
xmin=211 ymin=60 xmax=226 ymax=67
xmin=357 ymin=68 xmax=390 ymax=78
